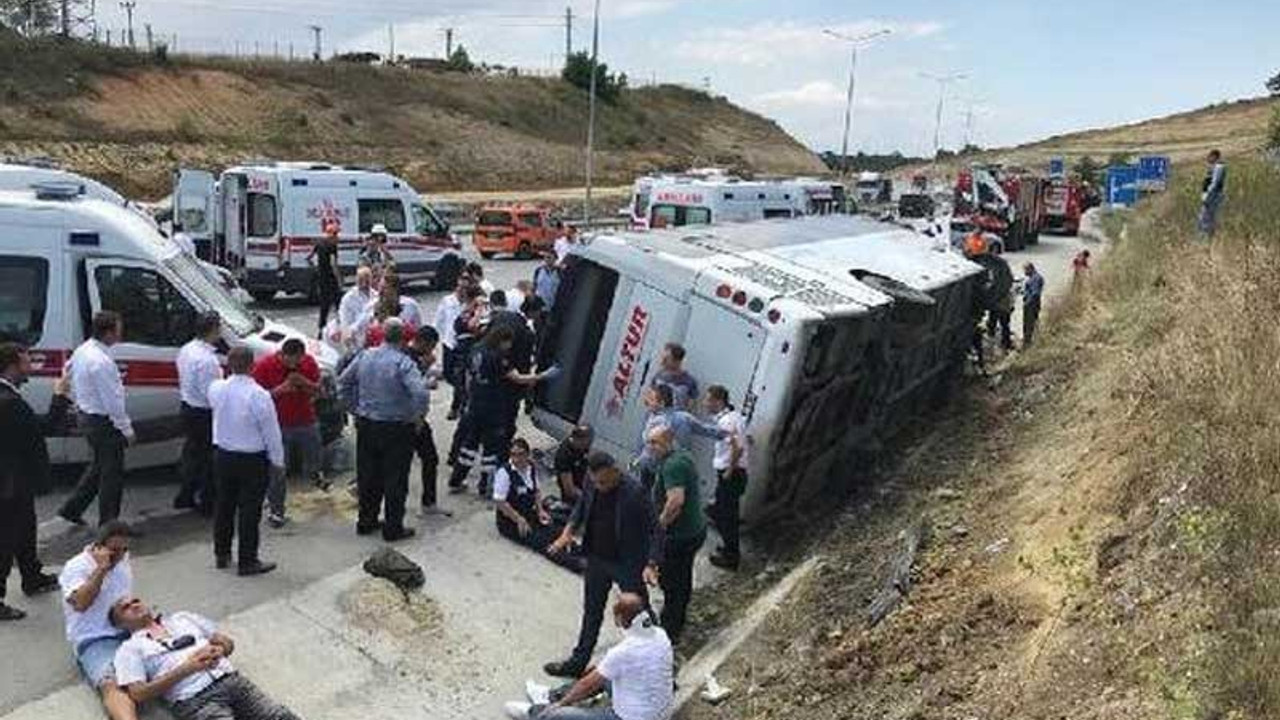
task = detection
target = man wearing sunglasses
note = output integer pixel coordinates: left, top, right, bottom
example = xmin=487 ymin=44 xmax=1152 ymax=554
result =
xmin=109 ymin=596 xmax=300 ymax=720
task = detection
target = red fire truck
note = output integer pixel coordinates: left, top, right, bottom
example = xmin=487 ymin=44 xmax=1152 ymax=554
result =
xmin=953 ymin=165 xmax=1048 ymax=252
xmin=1043 ymin=178 xmax=1087 ymax=235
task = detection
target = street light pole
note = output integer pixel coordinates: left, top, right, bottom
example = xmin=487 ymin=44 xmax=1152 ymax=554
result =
xmin=823 ymin=28 xmax=890 ymax=176
xmin=583 ymin=0 xmax=601 ymax=228
xmin=919 ymin=71 xmax=968 ymax=158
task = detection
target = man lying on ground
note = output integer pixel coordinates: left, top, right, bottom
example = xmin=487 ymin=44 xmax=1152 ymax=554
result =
xmin=109 ymin=595 xmax=302 ymax=720
xmin=506 ymin=593 xmax=673 ymax=720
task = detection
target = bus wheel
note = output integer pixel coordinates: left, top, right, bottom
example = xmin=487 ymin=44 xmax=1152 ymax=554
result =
xmin=480 ymin=251 xmax=497 ymax=260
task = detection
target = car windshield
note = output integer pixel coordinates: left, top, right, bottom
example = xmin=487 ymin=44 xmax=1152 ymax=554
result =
xmin=164 ymin=254 xmax=261 ymax=337
xmin=478 ymin=211 xmax=513 ymax=227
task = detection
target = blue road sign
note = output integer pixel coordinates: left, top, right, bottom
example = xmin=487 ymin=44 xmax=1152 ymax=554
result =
xmin=1049 ymin=157 xmax=1066 ymax=178
xmin=1137 ymin=155 xmax=1171 ymax=191
xmin=1107 ymin=165 xmax=1140 ymax=206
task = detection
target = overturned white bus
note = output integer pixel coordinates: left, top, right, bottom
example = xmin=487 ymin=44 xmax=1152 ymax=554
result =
xmin=533 ymin=215 xmax=982 ymax=522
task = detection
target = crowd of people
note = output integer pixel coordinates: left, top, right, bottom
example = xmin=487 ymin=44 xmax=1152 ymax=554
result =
xmin=0 ymin=223 xmax=753 ymax=720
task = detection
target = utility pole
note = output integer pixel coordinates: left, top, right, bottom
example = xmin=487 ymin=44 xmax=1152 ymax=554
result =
xmin=919 ymin=71 xmax=968 ymax=158
xmin=308 ymin=24 xmax=322 ymax=61
xmin=119 ymin=0 xmax=135 ymax=49
xmin=823 ymin=27 xmax=891 ymax=177
xmin=564 ymin=6 xmax=573 ymax=64
xmin=144 ymin=22 xmax=152 ymax=51
xmin=444 ymin=27 xmax=454 ymax=59
xmin=388 ymin=23 xmax=395 ymax=63
xmin=60 ymin=0 xmax=70 ymax=36
xmin=583 ymin=0 xmax=601 ymax=227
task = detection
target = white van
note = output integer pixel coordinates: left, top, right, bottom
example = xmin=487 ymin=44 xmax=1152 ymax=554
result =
xmin=533 ymin=215 xmax=980 ymax=522
xmin=175 ymin=162 xmax=465 ymax=303
xmin=642 ymin=177 xmax=804 ymax=230
xmin=0 ymin=185 xmax=345 ymax=469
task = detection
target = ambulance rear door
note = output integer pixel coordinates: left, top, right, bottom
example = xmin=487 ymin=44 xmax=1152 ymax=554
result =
xmin=173 ymin=169 xmax=216 ymax=261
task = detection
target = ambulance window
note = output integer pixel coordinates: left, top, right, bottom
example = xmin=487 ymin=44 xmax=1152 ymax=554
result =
xmin=94 ymin=266 xmax=197 ymax=347
xmin=359 ymin=199 xmax=407 ymax=233
xmin=684 ymin=207 xmax=712 ymax=226
xmin=0 ymin=257 xmax=48 ymax=345
xmin=651 ymin=205 xmax=677 ymax=228
xmin=634 ymin=189 xmax=650 ymax=218
xmin=412 ymin=205 xmax=447 ymax=236
xmin=246 ymin=193 xmax=278 ymax=238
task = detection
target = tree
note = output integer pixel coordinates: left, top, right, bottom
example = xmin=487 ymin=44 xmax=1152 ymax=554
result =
xmin=562 ymin=50 xmax=624 ymax=103
xmin=1267 ymin=71 xmax=1280 ymax=96
xmin=1268 ymin=107 xmax=1280 ymax=150
xmin=1073 ymin=155 xmax=1101 ymax=186
xmin=0 ymin=0 xmax=59 ymax=35
xmin=445 ymin=45 xmax=473 ymax=73
xmin=1106 ymin=151 xmax=1133 ymax=168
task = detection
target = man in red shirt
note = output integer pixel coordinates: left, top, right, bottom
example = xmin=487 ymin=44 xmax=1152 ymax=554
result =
xmin=251 ymin=339 xmax=325 ymax=528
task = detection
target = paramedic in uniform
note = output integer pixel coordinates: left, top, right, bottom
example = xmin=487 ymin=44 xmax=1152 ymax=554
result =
xmin=59 ymin=311 xmax=135 ymax=527
xmin=338 ymin=318 xmax=429 ymax=542
xmin=208 ymin=347 xmax=284 ymax=577
xmin=434 ymin=274 xmax=475 ymax=420
xmin=173 ymin=312 xmax=223 ymax=516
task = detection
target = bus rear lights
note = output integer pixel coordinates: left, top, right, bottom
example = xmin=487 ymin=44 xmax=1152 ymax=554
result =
xmin=715 ymin=284 xmax=733 ymax=299
xmin=731 ymin=290 xmax=748 ymax=306
xmin=747 ymin=298 xmax=765 ymax=313
xmin=767 ymin=309 xmax=782 ymax=324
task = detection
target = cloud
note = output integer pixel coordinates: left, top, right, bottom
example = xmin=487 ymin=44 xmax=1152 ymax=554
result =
xmin=675 ymin=19 xmax=945 ymax=67
xmin=609 ymin=1 xmax=678 ymax=18
xmin=754 ymin=81 xmax=846 ymax=109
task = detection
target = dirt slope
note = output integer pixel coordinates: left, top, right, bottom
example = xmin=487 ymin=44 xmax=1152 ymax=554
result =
xmin=0 ymin=38 xmax=824 ymax=199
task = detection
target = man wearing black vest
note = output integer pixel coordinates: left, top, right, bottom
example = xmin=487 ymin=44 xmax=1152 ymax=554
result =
xmin=0 ymin=343 xmax=72 ymax=620
xmin=544 ymin=451 xmax=659 ymax=679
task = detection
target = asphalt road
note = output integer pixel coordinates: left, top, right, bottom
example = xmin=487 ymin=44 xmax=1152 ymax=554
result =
xmin=2 ymin=229 xmax=1100 ymax=719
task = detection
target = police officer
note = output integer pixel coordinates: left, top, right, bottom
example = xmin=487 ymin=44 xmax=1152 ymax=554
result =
xmin=0 ymin=343 xmax=70 ymax=620
xmin=338 ymin=318 xmax=429 ymax=541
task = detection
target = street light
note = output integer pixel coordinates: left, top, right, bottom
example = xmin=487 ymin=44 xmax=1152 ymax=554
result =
xmin=823 ymin=27 xmax=891 ymax=176
xmin=583 ymin=0 xmax=602 ymax=229
xmin=919 ymin=70 xmax=968 ymax=158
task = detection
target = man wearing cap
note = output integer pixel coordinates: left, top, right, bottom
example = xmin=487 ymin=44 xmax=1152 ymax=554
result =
xmin=359 ymin=224 xmax=394 ymax=287
xmin=544 ymin=452 xmax=660 ymax=679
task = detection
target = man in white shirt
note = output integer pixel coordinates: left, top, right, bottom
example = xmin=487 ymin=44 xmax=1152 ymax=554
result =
xmin=506 ymin=593 xmax=672 ymax=720
xmin=339 ymin=267 xmax=376 ymax=346
xmin=173 ymin=312 xmax=223 ymax=515
xmin=434 ymin=273 xmax=476 ymax=420
xmin=58 ymin=521 xmax=140 ymax=720
xmin=208 ymin=346 xmax=285 ymax=577
xmin=704 ymin=385 xmax=747 ymax=571
xmin=110 ymin=596 xmax=300 ymax=719
xmin=554 ymin=226 xmax=579 ymax=266
xmin=354 ymin=274 xmax=425 ymax=340
xmin=59 ymin=311 xmax=134 ymax=527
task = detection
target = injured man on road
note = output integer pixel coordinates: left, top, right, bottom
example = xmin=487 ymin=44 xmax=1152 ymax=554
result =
xmin=505 ymin=593 xmax=673 ymax=720
xmin=109 ymin=596 xmax=302 ymax=720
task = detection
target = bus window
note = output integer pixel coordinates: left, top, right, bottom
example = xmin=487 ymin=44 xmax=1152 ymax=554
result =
xmin=537 ymin=259 xmax=619 ymax=421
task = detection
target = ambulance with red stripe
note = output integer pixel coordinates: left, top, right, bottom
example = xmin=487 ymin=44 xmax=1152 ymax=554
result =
xmin=174 ymin=162 xmax=464 ymax=303
xmin=0 ymin=183 xmax=345 ymax=469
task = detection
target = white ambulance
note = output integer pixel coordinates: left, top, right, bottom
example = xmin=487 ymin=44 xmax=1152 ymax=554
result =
xmin=533 ymin=215 xmax=980 ymax=522
xmin=637 ymin=177 xmax=805 ymax=231
xmin=0 ymin=184 xmax=345 ymax=469
xmin=174 ymin=162 xmax=465 ymax=303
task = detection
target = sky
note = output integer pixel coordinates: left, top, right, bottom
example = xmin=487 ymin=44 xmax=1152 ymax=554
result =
xmin=92 ymin=0 xmax=1280 ymax=157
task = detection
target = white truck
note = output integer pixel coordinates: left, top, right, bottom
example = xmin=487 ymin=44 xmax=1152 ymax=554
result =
xmin=175 ymin=162 xmax=465 ymax=303
xmin=533 ymin=215 xmax=981 ymax=521
xmin=855 ymin=171 xmax=894 ymax=206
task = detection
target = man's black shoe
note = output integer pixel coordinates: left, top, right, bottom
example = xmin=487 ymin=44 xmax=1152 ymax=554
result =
xmin=215 ymin=555 xmax=231 ymax=570
xmin=383 ymin=527 xmax=417 ymax=542
xmin=21 ymin=573 xmax=59 ymax=596
xmin=543 ymin=659 xmax=586 ymax=679
xmin=58 ymin=509 xmax=86 ymax=526
xmin=356 ymin=522 xmax=383 ymax=536
xmin=709 ymin=553 xmax=740 ymax=571
xmin=238 ymin=561 xmax=277 ymax=577
xmin=0 ymin=603 xmax=26 ymax=622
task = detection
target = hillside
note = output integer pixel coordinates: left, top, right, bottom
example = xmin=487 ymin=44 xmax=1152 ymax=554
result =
xmin=904 ymin=95 xmax=1279 ymax=178
xmin=0 ymin=33 xmax=824 ymax=199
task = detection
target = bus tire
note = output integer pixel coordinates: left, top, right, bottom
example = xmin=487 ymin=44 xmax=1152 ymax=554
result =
xmin=480 ymin=251 xmax=497 ymax=260
xmin=249 ymin=290 xmax=276 ymax=304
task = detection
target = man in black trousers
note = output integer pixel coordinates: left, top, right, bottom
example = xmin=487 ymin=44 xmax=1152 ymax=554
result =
xmin=0 ymin=343 xmax=70 ymax=620
xmin=208 ymin=347 xmax=284 ymax=577
xmin=543 ymin=451 xmax=660 ymax=679
xmin=174 ymin=312 xmax=223 ymax=515
xmin=408 ymin=325 xmax=445 ymax=514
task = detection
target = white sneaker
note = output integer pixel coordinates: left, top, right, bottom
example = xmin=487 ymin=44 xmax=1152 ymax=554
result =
xmin=502 ymin=701 xmax=532 ymax=719
xmin=525 ymin=679 xmax=551 ymax=705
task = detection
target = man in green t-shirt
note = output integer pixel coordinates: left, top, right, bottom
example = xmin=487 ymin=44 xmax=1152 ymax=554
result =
xmin=642 ymin=425 xmax=706 ymax=645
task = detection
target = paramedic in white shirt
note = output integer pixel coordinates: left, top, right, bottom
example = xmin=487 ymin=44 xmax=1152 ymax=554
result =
xmin=58 ymin=311 xmax=134 ymax=527
xmin=58 ymin=521 xmax=140 ymax=720
xmin=505 ymin=593 xmax=673 ymax=720
xmin=208 ymin=346 xmax=284 ymax=578
xmin=337 ymin=267 xmax=376 ymax=347
xmin=109 ymin=596 xmax=300 ymax=720
xmin=173 ymin=312 xmax=223 ymax=515
xmin=704 ymin=384 xmax=747 ymax=571
xmin=434 ymin=273 xmax=476 ymax=419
